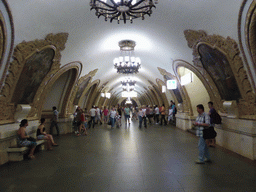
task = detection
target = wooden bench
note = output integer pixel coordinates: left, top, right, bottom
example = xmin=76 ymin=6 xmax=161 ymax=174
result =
xmin=7 ymin=140 xmax=46 ymax=161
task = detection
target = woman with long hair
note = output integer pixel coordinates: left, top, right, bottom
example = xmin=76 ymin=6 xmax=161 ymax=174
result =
xmin=37 ymin=118 xmax=58 ymax=149
xmin=17 ymin=119 xmax=37 ymax=159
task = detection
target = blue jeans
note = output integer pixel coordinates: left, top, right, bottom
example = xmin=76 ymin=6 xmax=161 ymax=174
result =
xmin=198 ymin=136 xmax=210 ymax=162
xmin=110 ymin=117 xmax=115 ymax=128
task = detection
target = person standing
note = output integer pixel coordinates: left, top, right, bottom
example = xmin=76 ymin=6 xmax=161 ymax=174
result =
xmin=208 ymin=101 xmax=216 ymax=147
xmin=137 ymin=107 xmax=145 ymax=129
xmin=155 ymin=105 xmax=159 ymax=124
xmin=50 ymin=106 xmax=60 ymax=136
xmin=142 ymin=105 xmax=147 ymax=128
xmin=124 ymin=105 xmax=131 ymax=125
xmin=193 ymin=104 xmax=211 ymax=164
xmin=95 ymin=106 xmax=102 ymax=125
xmin=109 ymin=107 xmax=117 ymax=128
xmin=160 ymin=104 xmax=167 ymax=126
xmin=103 ymin=106 xmax=109 ymax=124
xmin=88 ymin=105 xmax=97 ymax=129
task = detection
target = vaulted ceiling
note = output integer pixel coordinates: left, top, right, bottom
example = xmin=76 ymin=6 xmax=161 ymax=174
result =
xmin=8 ymin=0 xmax=242 ymax=99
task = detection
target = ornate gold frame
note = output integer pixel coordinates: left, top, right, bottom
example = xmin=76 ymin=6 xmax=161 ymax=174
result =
xmin=0 ymin=0 xmax=14 ymax=91
xmin=238 ymin=0 xmax=256 ymax=92
xmin=0 ymin=33 xmax=69 ymax=124
xmin=184 ymin=29 xmax=256 ymax=118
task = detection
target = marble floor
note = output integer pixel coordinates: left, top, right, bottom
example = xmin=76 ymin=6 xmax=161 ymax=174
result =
xmin=1 ymin=119 xmax=256 ymax=192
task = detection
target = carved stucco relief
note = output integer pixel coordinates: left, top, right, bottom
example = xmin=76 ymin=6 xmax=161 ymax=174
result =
xmin=68 ymin=69 xmax=98 ymax=111
xmin=0 ymin=33 xmax=69 ymax=123
xmin=173 ymin=59 xmax=225 ymax=114
xmin=184 ymin=29 xmax=256 ymax=118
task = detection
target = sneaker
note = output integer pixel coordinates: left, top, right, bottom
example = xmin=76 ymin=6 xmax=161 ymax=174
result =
xmin=195 ymin=160 xmax=205 ymax=164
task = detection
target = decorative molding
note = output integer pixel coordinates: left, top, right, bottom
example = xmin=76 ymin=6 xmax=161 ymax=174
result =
xmin=173 ymin=59 xmax=225 ymax=114
xmin=240 ymin=0 xmax=256 ymax=91
xmin=37 ymin=62 xmax=81 ymax=118
xmin=0 ymin=0 xmax=14 ymax=92
xmin=184 ymin=29 xmax=256 ymax=119
xmin=0 ymin=33 xmax=69 ymax=124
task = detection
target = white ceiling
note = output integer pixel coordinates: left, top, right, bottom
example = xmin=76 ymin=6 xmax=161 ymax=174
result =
xmin=8 ymin=0 xmax=242 ymax=96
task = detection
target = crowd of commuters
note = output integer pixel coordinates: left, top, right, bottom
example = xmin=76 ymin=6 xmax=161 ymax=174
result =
xmin=17 ymin=101 xmax=218 ymax=163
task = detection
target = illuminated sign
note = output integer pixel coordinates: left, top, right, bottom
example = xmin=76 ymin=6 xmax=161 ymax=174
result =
xmin=166 ymin=80 xmax=177 ymax=89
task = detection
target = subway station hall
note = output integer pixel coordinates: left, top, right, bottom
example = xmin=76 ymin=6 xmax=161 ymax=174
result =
xmin=0 ymin=0 xmax=256 ymax=191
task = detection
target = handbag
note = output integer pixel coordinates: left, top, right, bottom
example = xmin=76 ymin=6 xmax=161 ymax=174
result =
xmin=203 ymin=126 xmax=217 ymax=140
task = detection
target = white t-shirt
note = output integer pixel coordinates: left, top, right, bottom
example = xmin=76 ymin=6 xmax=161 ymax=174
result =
xmin=155 ymin=107 xmax=159 ymax=114
xmin=90 ymin=108 xmax=97 ymax=117
xmin=110 ymin=110 xmax=117 ymax=118
xmin=96 ymin=108 xmax=101 ymax=116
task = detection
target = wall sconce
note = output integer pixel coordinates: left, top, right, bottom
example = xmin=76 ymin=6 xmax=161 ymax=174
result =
xmin=181 ymin=73 xmax=193 ymax=85
xmin=106 ymin=93 xmax=111 ymax=99
xmin=101 ymin=93 xmax=105 ymax=97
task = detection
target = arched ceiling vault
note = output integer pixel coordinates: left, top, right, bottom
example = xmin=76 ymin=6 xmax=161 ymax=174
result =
xmin=7 ymin=1 xmax=244 ymax=103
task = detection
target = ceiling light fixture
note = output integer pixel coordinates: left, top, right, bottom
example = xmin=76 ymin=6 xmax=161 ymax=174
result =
xmin=90 ymin=0 xmax=157 ymax=24
xmin=114 ymin=40 xmax=141 ymax=74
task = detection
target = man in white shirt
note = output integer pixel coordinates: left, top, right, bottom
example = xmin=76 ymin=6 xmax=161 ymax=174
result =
xmin=88 ymin=105 xmax=97 ymax=128
xmin=155 ymin=105 xmax=159 ymax=124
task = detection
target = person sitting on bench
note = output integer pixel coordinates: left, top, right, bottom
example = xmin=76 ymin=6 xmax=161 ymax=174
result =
xmin=17 ymin=119 xmax=37 ymax=159
xmin=37 ymin=118 xmax=58 ymax=150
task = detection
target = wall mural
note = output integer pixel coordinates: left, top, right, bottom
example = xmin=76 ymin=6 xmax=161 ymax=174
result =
xmin=184 ymin=29 xmax=256 ymax=118
xmin=198 ymin=44 xmax=241 ymax=101
xmin=73 ymin=77 xmax=91 ymax=105
xmin=11 ymin=48 xmax=55 ymax=104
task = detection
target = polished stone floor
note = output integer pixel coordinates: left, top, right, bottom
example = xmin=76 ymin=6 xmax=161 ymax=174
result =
xmin=1 ymin=119 xmax=256 ymax=192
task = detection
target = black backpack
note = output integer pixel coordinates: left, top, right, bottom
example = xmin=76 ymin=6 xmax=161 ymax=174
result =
xmin=212 ymin=110 xmax=222 ymax=124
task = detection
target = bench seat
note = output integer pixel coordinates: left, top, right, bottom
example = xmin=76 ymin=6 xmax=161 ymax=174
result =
xmin=7 ymin=140 xmax=46 ymax=161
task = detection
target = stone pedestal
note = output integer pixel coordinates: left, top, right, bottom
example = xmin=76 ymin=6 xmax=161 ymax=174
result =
xmin=175 ymin=112 xmax=196 ymax=131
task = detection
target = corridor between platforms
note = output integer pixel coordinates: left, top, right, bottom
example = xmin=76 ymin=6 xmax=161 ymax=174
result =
xmin=1 ymin=119 xmax=256 ymax=192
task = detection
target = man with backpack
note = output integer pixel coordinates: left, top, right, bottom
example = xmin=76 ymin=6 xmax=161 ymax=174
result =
xmin=208 ymin=101 xmax=221 ymax=147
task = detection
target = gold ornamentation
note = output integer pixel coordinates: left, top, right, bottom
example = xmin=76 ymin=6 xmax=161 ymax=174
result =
xmin=184 ymin=29 xmax=256 ymax=118
xmin=0 ymin=33 xmax=69 ymax=124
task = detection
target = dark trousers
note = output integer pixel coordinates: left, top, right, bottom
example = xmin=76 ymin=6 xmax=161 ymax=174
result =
xmin=88 ymin=116 xmax=95 ymax=128
xmin=155 ymin=114 xmax=159 ymax=123
xmin=146 ymin=114 xmax=152 ymax=124
xmin=160 ymin=115 xmax=167 ymax=125
xmin=50 ymin=121 xmax=60 ymax=136
xmin=143 ymin=116 xmax=147 ymax=128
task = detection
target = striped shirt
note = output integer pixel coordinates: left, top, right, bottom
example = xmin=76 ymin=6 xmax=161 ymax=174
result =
xmin=195 ymin=112 xmax=210 ymax=137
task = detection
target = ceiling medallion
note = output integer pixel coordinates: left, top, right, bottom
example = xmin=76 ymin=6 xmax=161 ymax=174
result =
xmin=114 ymin=40 xmax=141 ymax=74
xmin=90 ymin=0 xmax=158 ymax=24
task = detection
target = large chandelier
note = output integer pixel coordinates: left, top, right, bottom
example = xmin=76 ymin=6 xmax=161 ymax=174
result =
xmin=90 ymin=0 xmax=158 ymax=24
xmin=114 ymin=40 xmax=141 ymax=74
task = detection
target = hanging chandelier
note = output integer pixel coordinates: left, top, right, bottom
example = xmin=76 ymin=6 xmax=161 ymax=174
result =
xmin=114 ymin=40 xmax=141 ymax=74
xmin=90 ymin=0 xmax=158 ymax=24
xmin=121 ymin=78 xmax=136 ymax=87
